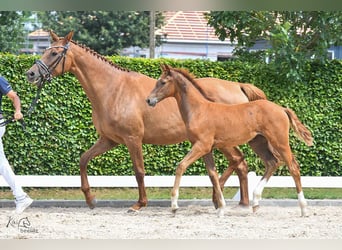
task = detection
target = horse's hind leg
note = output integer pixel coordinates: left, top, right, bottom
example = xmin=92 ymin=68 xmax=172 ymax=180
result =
xmin=125 ymin=138 xmax=148 ymax=212
xmin=251 ymin=160 xmax=279 ymax=213
xmin=247 ymin=135 xmax=280 ymax=211
xmin=80 ymin=136 xmax=118 ymax=209
xmin=284 ymin=153 xmax=308 ymax=217
xmin=203 ymin=152 xmax=226 ymax=217
xmin=216 ymin=147 xmax=249 ymax=207
xmin=256 ymin=139 xmax=307 ymax=217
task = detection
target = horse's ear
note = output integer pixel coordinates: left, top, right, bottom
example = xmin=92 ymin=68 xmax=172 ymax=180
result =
xmin=161 ymin=63 xmax=169 ymax=72
xmin=63 ymin=30 xmax=74 ymax=45
xmin=160 ymin=63 xmax=166 ymax=71
xmin=163 ymin=64 xmax=173 ymax=73
xmin=49 ymin=30 xmax=59 ymax=42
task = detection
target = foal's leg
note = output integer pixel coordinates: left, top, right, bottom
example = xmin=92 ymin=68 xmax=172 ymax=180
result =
xmin=253 ymin=139 xmax=308 ymax=216
xmin=203 ymin=152 xmax=226 ymax=217
xmin=171 ymin=143 xmax=210 ymax=214
xmin=80 ymin=136 xmax=118 ymax=209
xmin=263 ymin=129 xmax=308 ymax=217
xmin=252 ymin=161 xmax=280 ymax=213
xmin=280 ymin=150 xmax=308 ymax=217
xmin=249 ymin=135 xmax=281 ymax=211
xmin=217 ymin=147 xmax=249 ymax=207
xmin=246 ymin=135 xmax=281 ymax=210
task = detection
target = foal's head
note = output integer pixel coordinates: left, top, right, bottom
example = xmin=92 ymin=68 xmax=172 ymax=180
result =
xmin=146 ymin=64 xmax=182 ymax=107
xmin=146 ymin=64 xmax=213 ymax=107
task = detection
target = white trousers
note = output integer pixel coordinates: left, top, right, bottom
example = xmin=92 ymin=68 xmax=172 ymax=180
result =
xmin=0 ymin=125 xmax=26 ymax=200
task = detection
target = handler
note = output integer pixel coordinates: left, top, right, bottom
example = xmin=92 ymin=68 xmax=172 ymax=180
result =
xmin=0 ymin=75 xmax=33 ymax=214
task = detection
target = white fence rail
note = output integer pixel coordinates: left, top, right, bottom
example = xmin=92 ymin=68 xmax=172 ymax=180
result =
xmin=1 ymin=175 xmax=341 ymax=188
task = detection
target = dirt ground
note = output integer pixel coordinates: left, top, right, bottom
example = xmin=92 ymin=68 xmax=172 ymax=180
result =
xmin=1 ymin=202 xmax=341 ymax=239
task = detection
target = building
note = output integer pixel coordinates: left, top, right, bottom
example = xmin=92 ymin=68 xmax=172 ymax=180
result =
xmin=250 ymin=39 xmax=342 ymax=60
xmin=120 ymin=11 xmax=235 ymax=61
xmin=23 ymin=13 xmax=341 ymax=60
xmin=121 ymin=11 xmax=342 ymax=61
xmin=20 ymin=29 xmax=50 ymax=55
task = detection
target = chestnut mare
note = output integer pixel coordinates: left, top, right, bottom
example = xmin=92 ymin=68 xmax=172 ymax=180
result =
xmin=146 ymin=65 xmax=313 ymax=217
xmin=26 ymin=31 xmax=270 ymax=211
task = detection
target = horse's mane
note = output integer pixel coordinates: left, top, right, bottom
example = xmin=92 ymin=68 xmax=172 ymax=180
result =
xmin=67 ymin=39 xmax=131 ymax=72
xmin=172 ymin=68 xmax=215 ymax=102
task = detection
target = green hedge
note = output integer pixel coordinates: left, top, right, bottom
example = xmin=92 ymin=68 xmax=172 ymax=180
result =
xmin=0 ymin=53 xmax=341 ymax=177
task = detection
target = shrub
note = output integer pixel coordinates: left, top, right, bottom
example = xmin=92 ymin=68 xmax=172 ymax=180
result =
xmin=0 ymin=53 xmax=340 ymax=176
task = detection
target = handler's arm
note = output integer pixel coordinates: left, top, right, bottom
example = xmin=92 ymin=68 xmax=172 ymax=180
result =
xmin=6 ymin=90 xmax=23 ymax=120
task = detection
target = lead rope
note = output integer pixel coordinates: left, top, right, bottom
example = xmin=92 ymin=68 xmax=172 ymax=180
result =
xmin=26 ymin=43 xmax=69 ymax=116
xmin=0 ymin=71 xmax=45 ymax=130
xmin=26 ymin=80 xmax=45 ymax=116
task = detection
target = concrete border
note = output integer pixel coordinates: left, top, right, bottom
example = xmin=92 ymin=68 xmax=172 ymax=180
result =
xmin=1 ymin=199 xmax=342 ymax=209
xmin=2 ymin=175 xmax=342 ymax=188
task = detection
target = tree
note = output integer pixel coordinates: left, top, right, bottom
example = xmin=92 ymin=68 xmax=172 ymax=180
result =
xmin=36 ymin=11 xmax=164 ymax=55
xmin=0 ymin=11 xmax=28 ymax=54
xmin=205 ymin=11 xmax=342 ymax=81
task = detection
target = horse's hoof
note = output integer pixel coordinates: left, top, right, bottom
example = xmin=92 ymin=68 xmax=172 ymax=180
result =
xmin=252 ymin=205 xmax=260 ymax=213
xmin=87 ymin=198 xmax=97 ymax=209
xmin=300 ymin=208 xmax=309 ymax=217
xmin=127 ymin=207 xmax=139 ymax=213
xmin=129 ymin=201 xmax=147 ymax=212
xmin=172 ymin=208 xmax=178 ymax=213
xmin=171 ymin=207 xmax=179 ymax=216
xmin=213 ymin=201 xmax=219 ymax=209
xmin=217 ymin=208 xmax=225 ymax=217
xmin=239 ymin=201 xmax=250 ymax=207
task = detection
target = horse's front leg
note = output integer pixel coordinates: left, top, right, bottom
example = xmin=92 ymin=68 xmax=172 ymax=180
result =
xmin=80 ymin=137 xmax=117 ymax=209
xmin=125 ymin=138 xmax=147 ymax=212
xmin=172 ymin=143 xmax=208 ymax=214
xmin=217 ymin=147 xmax=249 ymax=207
xmin=203 ymin=152 xmax=226 ymax=217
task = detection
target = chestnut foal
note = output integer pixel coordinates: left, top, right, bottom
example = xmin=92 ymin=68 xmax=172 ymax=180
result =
xmin=146 ymin=64 xmax=313 ymax=217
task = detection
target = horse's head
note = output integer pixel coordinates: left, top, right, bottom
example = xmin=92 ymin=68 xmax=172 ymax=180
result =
xmin=26 ymin=30 xmax=74 ymax=87
xmin=146 ymin=64 xmax=177 ymax=107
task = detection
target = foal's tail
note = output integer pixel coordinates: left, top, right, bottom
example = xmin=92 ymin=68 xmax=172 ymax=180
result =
xmin=240 ymin=83 xmax=267 ymax=101
xmin=284 ymin=108 xmax=314 ymax=146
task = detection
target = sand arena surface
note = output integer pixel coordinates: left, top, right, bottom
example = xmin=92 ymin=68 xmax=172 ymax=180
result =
xmin=1 ymin=202 xmax=341 ymax=239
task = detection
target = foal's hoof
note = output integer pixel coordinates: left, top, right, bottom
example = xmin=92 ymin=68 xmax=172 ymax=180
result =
xmin=217 ymin=208 xmax=225 ymax=217
xmin=87 ymin=198 xmax=97 ymax=209
xmin=300 ymin=208 xmax=309 ymax=217
xmin=252 ymin=205 xmax=260 ymax=213
xmin=171 ymin=207 xmax=179 ymax=217
xmin=213 ymin=201 xmax=219 ymax=209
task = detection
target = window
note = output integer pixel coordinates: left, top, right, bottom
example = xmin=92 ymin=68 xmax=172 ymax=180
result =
xmin=327 ymin=50 xmax=335 ymax=60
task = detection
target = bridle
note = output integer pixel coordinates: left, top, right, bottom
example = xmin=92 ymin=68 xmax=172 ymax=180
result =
xmin=0 ymin=43 xmax=70 ymax=129
xmin=35 ymin=43 xmax=70 ymax=85
xmin=27 ymin=43 xmax=70 ymax=115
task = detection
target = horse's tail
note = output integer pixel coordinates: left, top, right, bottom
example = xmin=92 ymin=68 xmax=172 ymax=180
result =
xmin=284 ymin=108 xmax=314 ymax=146
xmin=240 ymin=83 xmax=267 ymax=101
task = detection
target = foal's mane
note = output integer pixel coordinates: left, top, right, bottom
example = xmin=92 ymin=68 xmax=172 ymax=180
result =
xmin=172 ymin=68 xmax=215 ymax=102
xmin=63 ymin=38 xmax=130 ymax=72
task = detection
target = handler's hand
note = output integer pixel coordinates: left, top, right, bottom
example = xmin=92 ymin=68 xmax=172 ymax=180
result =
xmin=14 ymin=111 xmax=23 ymax=120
